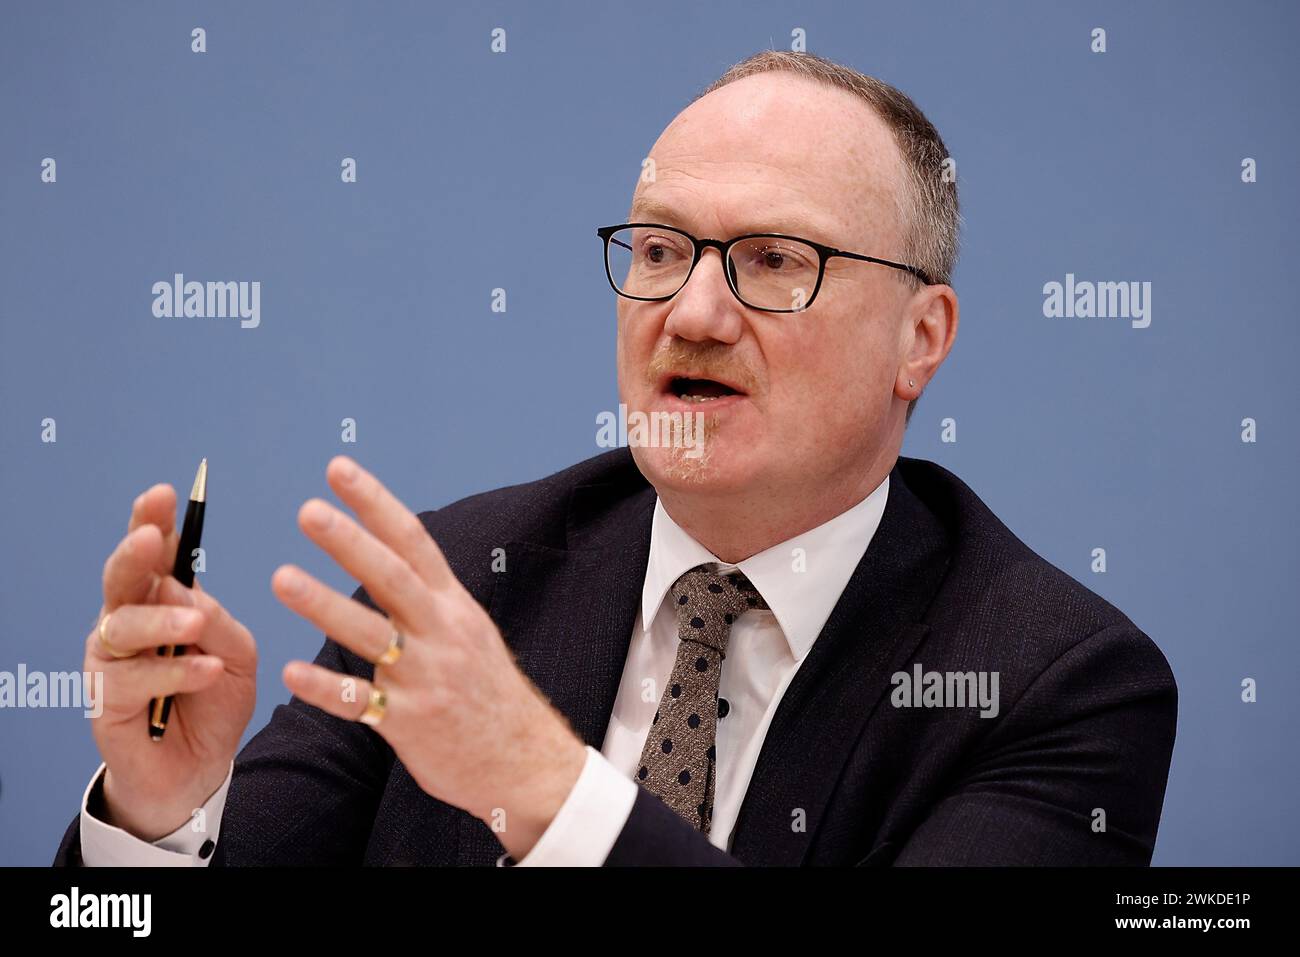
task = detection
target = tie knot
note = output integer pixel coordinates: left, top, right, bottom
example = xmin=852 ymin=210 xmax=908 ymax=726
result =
xmin=669 ymin=565 xmax=768 ymax=658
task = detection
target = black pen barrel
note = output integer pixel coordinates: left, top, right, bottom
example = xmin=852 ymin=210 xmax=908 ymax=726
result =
xmin=151 ymin=462 xmax=207 ymax=740
xmin=171 ymin=499 xmax=205 ymax=588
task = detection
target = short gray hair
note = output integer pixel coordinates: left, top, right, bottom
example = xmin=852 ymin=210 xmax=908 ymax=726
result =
xmin=694 ymin=51 xmax=960 ymax=425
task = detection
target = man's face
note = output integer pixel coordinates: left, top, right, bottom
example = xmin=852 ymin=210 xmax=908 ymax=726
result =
xmin=616 ymin=73 xmax=919 ymax=500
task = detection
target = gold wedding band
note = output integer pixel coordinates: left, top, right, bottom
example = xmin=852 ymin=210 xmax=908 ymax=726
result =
xmin=377 ymin=628 xmax=405 ymax=666
xmin=96 ymin=611 xmax=133 ymax=659
xmin=359 ymin=686 xmax=388 ymax=727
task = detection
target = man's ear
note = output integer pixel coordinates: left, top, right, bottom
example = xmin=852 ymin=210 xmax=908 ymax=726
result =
xmin=896 ymin=283 xmax=958 ymax=400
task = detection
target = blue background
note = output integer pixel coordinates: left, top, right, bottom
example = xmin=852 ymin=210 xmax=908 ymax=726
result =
xmin=1 ymin=0 xmax=1296 ymax=865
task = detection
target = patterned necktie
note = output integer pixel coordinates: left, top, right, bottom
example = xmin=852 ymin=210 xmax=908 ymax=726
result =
xmin=635 ymin=564 xmax=769 ymax=834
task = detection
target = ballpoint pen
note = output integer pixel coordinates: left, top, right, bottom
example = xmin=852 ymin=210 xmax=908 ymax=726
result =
xmin=149 ymin=457 xmax=207 ymax=740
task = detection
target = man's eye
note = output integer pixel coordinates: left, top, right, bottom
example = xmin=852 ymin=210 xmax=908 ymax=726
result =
xmin=749 ymin=245 xmax=806 ymax=270
xmin=639 ymin=238 xmax=685 ymax=264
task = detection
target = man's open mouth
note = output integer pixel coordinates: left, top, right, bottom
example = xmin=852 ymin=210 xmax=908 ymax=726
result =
xmin=666 ymin=375 xmax=745 ymax=403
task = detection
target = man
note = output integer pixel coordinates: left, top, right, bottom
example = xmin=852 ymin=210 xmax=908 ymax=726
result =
xmin=55 ymin=51 xmax=1176 ymax=867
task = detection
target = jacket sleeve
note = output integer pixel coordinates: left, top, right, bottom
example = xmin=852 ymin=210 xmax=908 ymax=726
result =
xmin=890 ymin=623 xmax=1178 ymax=866
xmin=54 ymin=585 xmax=395 ymax=867
xmin=603 ymin=786 xmax=743 ymax=866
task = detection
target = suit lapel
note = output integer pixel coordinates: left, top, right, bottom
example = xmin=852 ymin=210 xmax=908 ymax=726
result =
xmin=729 ymin=463 xmax=951 ymax=865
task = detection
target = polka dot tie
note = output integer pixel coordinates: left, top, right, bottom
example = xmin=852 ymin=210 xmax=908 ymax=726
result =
xmin=635 ymin=565 xmax=769 ymax=834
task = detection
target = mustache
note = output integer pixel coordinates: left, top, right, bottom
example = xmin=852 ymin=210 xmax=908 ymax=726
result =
xmin=644 ymin=341 xmax=760 ymax=394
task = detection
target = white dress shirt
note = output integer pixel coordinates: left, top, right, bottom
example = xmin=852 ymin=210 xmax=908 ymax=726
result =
xmin=79 ymin=474 xmax=890 ymax=866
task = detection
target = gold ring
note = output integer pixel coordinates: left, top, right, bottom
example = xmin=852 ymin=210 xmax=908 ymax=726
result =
xmin=359 ymin=686 xmax=388 ymax=727
xmin=377 ymin=628 xmax=405 ymax=666
xmin=97 ymin=611 xmax=133 ymax=659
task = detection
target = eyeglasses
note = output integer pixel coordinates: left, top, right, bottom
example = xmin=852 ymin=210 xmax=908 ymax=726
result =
xmin=597 ymin=222 xmax=933 ymax=313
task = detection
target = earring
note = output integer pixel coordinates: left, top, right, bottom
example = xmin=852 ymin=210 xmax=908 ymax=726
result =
xmin=908 ymin=379 xmax=915 ymax=388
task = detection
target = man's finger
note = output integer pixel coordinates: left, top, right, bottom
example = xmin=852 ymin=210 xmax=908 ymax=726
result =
xmin=156 ymin=575 xmax=256 ymax=665
xmin=271 ymin=564 xmax=397 ymax=666
xmin=88 ymin=602 xmax=206 ymax=661
xmin=282 ymin=660 xmax=381 ymax=725
xmin=297 ymin=498 xmax=435 ymax=632
xmin=127 ymin=483 xmax=181 ymax=577
xmin=102 ymin=524 xmax=167 ymax=611
xmin=127 ymin=483 xmax=176 ymax=537
xmin=97 ymin=653 xmax=225 ymax=716
xmin=325 ymin=456 xmax=453 ymax=591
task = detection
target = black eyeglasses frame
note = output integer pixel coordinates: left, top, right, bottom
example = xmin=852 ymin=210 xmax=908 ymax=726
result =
xmin=597 ymin=222 xmax=935 ymax=313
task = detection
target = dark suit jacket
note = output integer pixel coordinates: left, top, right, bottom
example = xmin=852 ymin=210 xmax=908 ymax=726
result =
xmin=56 ymin=449 xmax=1177 ymax=866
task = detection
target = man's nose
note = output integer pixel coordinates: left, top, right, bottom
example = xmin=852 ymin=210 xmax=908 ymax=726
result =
xmin=662 ymin=248 xmax=745 ymax=344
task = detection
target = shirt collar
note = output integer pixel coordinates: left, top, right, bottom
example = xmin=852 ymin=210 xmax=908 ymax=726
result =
xmin=641 ymin=474 xmax=891 ymax=662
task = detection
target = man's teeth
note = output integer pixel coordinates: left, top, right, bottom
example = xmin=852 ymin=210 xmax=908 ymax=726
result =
xmin=680 ymin=393 xmax=727 ymax=402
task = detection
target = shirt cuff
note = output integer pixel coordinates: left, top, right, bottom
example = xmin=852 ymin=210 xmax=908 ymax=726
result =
xmin=498 ymin=746 xmax=639 ymax=867
xmin=79 ymin=761 xmax=234 ymax=867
